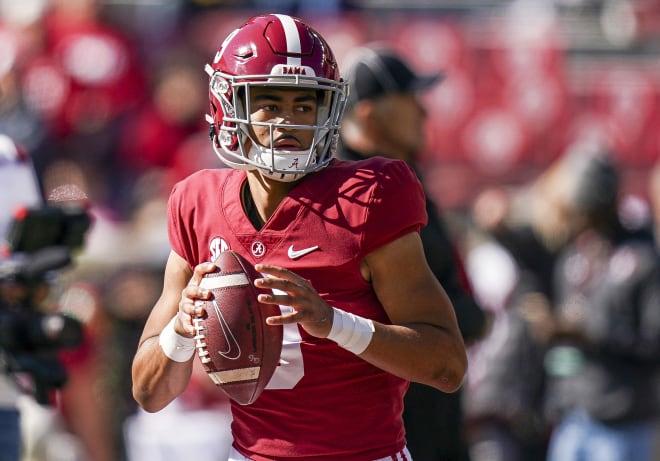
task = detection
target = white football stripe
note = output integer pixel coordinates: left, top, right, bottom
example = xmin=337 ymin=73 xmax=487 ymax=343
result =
xmin=208 ymin=367 xmax=260 ymax=384
xmin=274 ymin=14 xmax=302 ymax=67
xmin=200 ymin=273 xmax=249 ymax=290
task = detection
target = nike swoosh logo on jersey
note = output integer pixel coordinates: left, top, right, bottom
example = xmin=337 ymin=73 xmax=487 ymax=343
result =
xmin=287 ymin=245 xmax=319 ymax=259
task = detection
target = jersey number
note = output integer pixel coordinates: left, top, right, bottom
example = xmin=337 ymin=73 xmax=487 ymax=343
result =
xmin=264 ymin=303 xmax=304 ymax=389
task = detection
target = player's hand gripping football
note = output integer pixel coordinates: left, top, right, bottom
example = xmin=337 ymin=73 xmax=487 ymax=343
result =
xmin=254 ymin=263 xmax=334 ymax=339
xmin=176 ymin=262 xmax=216 ymax=337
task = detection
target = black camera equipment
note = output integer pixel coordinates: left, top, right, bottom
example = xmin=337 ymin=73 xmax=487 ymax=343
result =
xmin=0 ymin=204 xmax=91 ymax=404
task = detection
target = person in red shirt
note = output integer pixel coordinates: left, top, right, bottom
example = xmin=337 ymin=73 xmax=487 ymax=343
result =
xmin=131 ymin=14 xmax=467 ymax=461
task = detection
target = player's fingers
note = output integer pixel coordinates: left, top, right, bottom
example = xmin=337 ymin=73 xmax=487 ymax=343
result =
xmin=255 ymin=263 xmax=309 ymax=286
xmin=254 ymin=276 xmax=307 ymax=295
xmin=257 ymin=291 xmax=302 ymax=307
xmin=180 ymin=285 xmax=210 ymax=310
xmin=180 ymin=276 xmax=213 ymax=318
xmin=189 ymin=261 xmax=217 ymax=286
xmin=265 ymin=304 xmax=333 ymax=339
xmin=264 ymin=308 xmax=318 ymax=326
xmin=258 ymin=292 xmax=329 ymax=323
xmin=264 ymin=310 xmax=296 ymax=325
xmin=174 ymin=310 xmax=197 ymax=336
xmin=177 ymin=297 xmax=199 ymax=323
xmin=184 ymin=263 xmax=215 ymax=299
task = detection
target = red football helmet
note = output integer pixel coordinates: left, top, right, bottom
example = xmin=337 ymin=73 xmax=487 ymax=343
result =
xmin=205 ymin=14 xmax=348 ymax=182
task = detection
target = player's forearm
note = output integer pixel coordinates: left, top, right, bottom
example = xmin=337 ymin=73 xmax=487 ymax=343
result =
xmin=359 ymin=322 xmax=467 ymax=393
xmin=131 ymin=336 xmax=193 ymax=412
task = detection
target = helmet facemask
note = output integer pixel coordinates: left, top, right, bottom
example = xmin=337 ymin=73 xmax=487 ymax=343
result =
xmin=207 ymin=65 xmax=347 ymax=182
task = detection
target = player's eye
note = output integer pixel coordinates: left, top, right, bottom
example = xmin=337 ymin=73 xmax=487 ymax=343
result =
xmin=296 ymin=104 xmax=315 ymax=113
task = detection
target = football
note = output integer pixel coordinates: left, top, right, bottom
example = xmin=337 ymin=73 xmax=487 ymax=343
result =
xmin=193 ymin=250 xmax=283 ymax=405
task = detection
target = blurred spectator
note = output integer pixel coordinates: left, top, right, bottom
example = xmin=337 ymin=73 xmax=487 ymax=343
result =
xmin=466 ymin=138 xmax=660 ymax=461
xmin=540 ymin=140 xmax=660 ymax=461
xmin=40 ymin=0 xmax=145 ymax=137
xmin=470 ymin=172 xmax=570 ymax=306
xmin=15 ymin=0 xmax=147 ymax=213
xmin=0 ymin=19 xmax=56 ymax=186
xmin=338 ymin=43 xmax=487 ymax=461
xmin=115 ymin=48 xmax=207 ymax=216
xmin=464 ymin=132 xmax=591 ymax=461
xmin=461 ymin=236 xmax=550 ymax=461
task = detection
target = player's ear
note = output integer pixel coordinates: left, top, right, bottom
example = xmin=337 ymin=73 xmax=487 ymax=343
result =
xmin=354 ymin=99 xmax=374 ymax=122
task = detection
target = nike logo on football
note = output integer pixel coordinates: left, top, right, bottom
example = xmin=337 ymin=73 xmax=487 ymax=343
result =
xmin=287 ymin=245 xmax=319 ymax=259
xmin=213 ymin=300 xmax=241 ymax=360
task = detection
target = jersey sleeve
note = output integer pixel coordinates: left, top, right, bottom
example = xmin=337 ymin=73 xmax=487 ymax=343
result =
xmin=167 ymin=178 xmax=198 ymax=269
xmin=361 ymin=159 xmax=427 ymax=256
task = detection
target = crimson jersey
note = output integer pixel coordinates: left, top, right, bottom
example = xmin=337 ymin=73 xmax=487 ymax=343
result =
xmin=168 ymin=157 xmax=427 ymax=460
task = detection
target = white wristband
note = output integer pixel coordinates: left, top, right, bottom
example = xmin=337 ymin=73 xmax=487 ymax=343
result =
xmin=159 ymin=315 xmax=195 ymax=362
xmin=327 ymin=307 xmax=375 ymax=355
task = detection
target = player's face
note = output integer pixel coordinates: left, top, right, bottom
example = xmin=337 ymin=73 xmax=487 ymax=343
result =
xmin=372 ymin=92 xmax=427 ymax=161
xmin=247 ymin=87 xmax=319 ymax=151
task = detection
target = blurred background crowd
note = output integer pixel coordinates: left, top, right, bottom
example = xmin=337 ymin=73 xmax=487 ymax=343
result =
xmin=2 ymin=0 xmax=660 ymax=460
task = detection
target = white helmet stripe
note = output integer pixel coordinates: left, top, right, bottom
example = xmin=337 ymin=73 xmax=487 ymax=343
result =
xmin=274 ymin=14 xmax=302 ymax=67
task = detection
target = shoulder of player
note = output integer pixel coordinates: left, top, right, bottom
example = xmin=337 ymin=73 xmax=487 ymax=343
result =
xmin=170 ymin=168 xmax=239 ymax=196
xmin=176 ymin=167 xmax=236 ymax=185
xmin=329 ymin=156 xmax=418 ymax=182
xmin=320 ymin=158 xmax=422 ymax=209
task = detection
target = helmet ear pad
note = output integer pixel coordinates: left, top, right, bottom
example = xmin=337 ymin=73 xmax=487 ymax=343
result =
xmin=207 ymin=74 xmax=254 ymax=172
xmin=208 ymin=71 xmax=240 ymax=153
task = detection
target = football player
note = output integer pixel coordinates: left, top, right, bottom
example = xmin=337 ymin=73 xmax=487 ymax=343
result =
xmin=132 ymin=14 xmax=467 ymax=461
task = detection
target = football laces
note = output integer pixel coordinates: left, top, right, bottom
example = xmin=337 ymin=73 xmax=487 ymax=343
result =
xmin=193 ymin=318 xmax=211 ymax=364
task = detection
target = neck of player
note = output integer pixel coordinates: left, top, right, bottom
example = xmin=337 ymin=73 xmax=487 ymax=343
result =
xmin=245 ymin=170 xmax=301 ymax=224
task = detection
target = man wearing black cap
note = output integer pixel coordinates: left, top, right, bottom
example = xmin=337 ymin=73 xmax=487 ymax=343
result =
xmin=339 ymin=45 xmax=443 ymax=165
xmin=338 ymin=45 xmax=487 ymax=461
